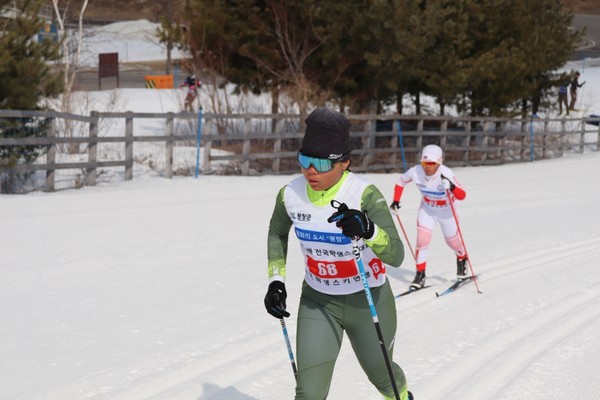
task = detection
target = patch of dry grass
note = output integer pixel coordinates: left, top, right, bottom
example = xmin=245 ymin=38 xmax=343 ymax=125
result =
xmin=563 ymin=0 xmax=600 ymax=14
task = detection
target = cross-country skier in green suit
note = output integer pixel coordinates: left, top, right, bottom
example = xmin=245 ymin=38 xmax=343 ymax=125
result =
xmin=264 ymin=107 xmax=413 ymax=400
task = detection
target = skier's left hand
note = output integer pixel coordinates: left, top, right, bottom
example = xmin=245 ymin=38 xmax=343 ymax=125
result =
xmin=328 ymin=208 xmax=374 ymax=240
xmin=441 ymin=175 xmax=455 ymax=191
xmin=389 ymin=201 xmax=401 ymax=212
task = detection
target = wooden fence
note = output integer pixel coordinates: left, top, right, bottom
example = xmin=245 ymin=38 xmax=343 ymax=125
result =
xmin=0 ymin=109 xmax=599 ymax=192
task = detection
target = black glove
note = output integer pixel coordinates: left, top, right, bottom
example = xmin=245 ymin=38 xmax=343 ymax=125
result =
xmin=390 ymin=201 xmax=401 ymax=211
xmin=328 ymin=206 xmax=375 ymax=240
xmin=441 ymin=174 xmax=455 ymax=191
xmin=264 ymin=281 xmax=290 ymax=319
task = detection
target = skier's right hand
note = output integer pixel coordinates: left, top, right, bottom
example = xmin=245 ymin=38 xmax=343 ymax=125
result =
xmin=264 ymin=281 xmax=290 ymax=319
xmin=390 ymin=201 xmax=401 ymax=212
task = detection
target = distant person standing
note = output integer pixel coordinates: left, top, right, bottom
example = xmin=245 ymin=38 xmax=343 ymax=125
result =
xmin=569 ymin=71 xmax=585 ymax=111
xmin=558 ymin=84 xmax=569 ymax=115
xmin=181 ymin=75 xmax=200 ymax=112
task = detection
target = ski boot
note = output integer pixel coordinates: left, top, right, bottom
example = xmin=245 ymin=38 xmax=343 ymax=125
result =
xmin=456 ymin=257 xmax=468 ymax=279
xmin=410 ymin=270 xmax=426 ymax=289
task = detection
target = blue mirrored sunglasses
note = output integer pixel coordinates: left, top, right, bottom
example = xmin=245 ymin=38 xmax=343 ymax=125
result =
xmin=297 ymin=152 xmax=335 ymax=173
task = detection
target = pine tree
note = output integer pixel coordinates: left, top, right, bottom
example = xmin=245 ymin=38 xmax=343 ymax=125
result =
xmin=0 ymin=0 xmax=63 ymax=109
xmin=457 ymin=0 xmax=579 ymax=116
xmin=386 ymin=0 xmax=580 ymax=116
xmin=0 ymin=0 xmax=64 ymax=192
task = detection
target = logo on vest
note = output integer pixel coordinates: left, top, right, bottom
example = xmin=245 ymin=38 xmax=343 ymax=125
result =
xmin=290 ymin=212 xmax=312 ymax=222
xmin=353 ymin=246 xmax=361 ymax=260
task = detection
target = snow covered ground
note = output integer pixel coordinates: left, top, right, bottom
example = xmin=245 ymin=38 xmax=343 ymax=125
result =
xmin=2 ymin=20 xmax=600 ymax=400
xmin=2 ymin=151 xmax=600 ymax=400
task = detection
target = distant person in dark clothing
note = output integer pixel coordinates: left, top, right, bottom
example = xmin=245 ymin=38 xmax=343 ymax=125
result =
xmin=558 ymin=85 xmax=569 ymax=115
xmin=569 ymin=71 xmax=585 ymax=111
xmin=182 ymin=75 xmax=201 ymax=112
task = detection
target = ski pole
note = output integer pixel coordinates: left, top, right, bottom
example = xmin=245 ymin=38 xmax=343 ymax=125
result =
xmin=194 ymin=107 xmax=203 ymax=178
xmin=350 ymin=240 xmax=400 ymax=400
xmin=393 ymin=212 xmax=416 ymax=262
xmin=280 ymin=318 xmax=298 ymax=381
xmin=396 ymin=119 xmax=407 ymax=171
xmin=330 ymin=201 xmax=401 ymax=400
xmin=446 ymin=190 xmax=482 ymax=294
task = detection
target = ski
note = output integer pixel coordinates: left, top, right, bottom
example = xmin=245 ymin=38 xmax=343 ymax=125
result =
xmin=395 ymin=285 xmax=431 ymax=299
xmin=435 ymin=276 xmax=477 ymax=297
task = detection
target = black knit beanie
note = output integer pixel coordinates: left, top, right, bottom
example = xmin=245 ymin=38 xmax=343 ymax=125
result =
xmin=300 ymin=107 xmax=351 ymax=160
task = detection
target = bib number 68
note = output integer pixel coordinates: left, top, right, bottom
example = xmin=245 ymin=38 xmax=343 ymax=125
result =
xmin=317 ymin=262 xmax=338 ymax=276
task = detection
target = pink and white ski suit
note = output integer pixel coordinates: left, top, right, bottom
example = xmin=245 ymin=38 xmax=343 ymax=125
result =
xmin=393 ymin=164 xmax=467 ymax=271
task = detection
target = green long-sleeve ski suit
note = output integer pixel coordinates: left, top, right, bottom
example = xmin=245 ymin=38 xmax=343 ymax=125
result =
xmin=267 ymin=171 xmax=410 ymax=400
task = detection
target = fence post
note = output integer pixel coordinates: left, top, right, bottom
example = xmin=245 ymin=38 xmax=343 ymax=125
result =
xmin=579 ymin=119 xmax=585 ymax=154
xmin=46 ymin=117 xmax=56 ymax=191
xmin=125 ymin=112 xmax=133 ymax=180
xmin=272 ymin=118 xmax=283 ymax=173
xmin=195 ymin=108 xmax=203 ymax=178
xmin=464 ymin=117 xmax=471 ymax=164
xmin=165 ymin=113 xmax=174 ymax=178
xmin=87 ymin=111 xmax=98 ymax=186
xmin=529 ymin=117 xmax=535 ymax=162
xmin=541 ymin=116 xmax=547 ymax=159
xmin=362 ymin=119 xmax=375 ymax=170
xmin=519 ymin=119 xmax=527 ymax=161
xmin=560 ymin=118 xmax=567 ymax=156
xmin=202 ymin=119 xmax=212 ymax=173
xmin=390 ymin=120 xmax=398 ymax=166
xmin=416 ymin=119 xmax=424 ymax=163
xmin=440 ymin=118 xmax=448 ymax=149
xmin=498 ymin=121 xmax=506 ymax=163
xmin=481 ymin=120 xmax=489 ymax=164
xmin=242 ymin=118 xmax=251 ymax=175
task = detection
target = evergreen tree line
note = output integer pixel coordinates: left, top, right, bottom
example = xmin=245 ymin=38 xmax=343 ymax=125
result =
xmin=0 ymin=0 xmax=583 ymax=192
xmin=178 ymin=0 xmax=582 ymax=116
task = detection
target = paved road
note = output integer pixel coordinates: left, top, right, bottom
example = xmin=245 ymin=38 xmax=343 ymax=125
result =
xmin=73 ymin=15 xmax=600 ymax=90
xmin=572 ymin=15 xmax=600 ymax=60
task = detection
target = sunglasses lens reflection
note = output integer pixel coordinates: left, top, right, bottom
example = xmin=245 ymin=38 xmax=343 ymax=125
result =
xmin=298 ymin=152 xmax=334 ymax=173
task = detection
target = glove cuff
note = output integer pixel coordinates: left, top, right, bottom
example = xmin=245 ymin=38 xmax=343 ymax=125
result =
xmin=269 ymin=280 xmax=286 ymax=292
xmin=364 ymin=218 xmax=375 ymax=240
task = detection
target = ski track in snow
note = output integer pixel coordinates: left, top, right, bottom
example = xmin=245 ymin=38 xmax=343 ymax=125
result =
xmin=37 ymin=238 xmax=599 ymax=400
xmin=3 ymin=164 xmax=600 ymax=400
xmin=4 ymin=174 xmax=600 ymax=400
xmin=392 ymin=238 xmax=600 ymax=400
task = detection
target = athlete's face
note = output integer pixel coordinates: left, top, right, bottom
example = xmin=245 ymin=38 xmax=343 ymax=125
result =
xmin=421 ymin=161 xmax=440 ymax=176
xmin=301 ymin=160 xmax=350 ymax=191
